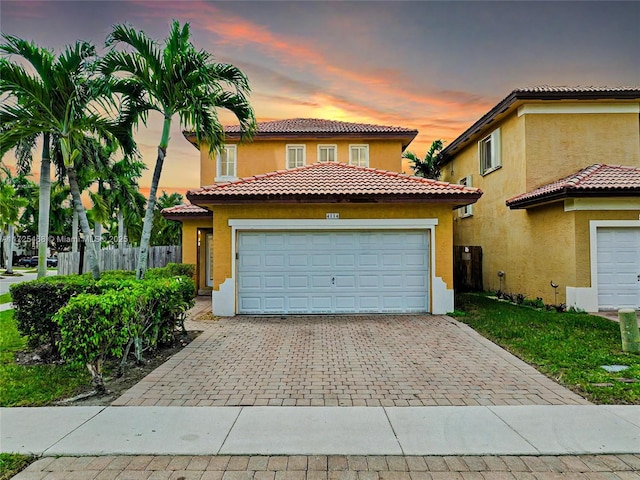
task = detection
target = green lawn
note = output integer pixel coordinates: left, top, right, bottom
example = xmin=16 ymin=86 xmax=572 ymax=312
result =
xmin=0 ymin=454 xmax=35 ymax=480
xmin=0 ymin=293 xmax=11 ymax=304
xmin=0 ymin=310 xmax=90 ymax=407
xmin=454 ymin=294 xmax=640 ymax=404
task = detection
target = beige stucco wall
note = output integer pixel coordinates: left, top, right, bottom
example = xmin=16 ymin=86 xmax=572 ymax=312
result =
xmin=208 ymin=202 xmax=454 ymax=310
xmin=441 ymin=104 xmax=640 ymax=304
xmin=199 ymin=139 xmax=404 ymax=186
xmin=524 ymin=112 xmax=640 ymax=190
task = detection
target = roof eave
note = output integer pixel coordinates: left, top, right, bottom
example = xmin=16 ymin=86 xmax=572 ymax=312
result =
xmin=161 ymin=211 xmax=213 ymax=221
xmin=188 ymin=192 xmax=483 ymax=205
xmin=506 ymin=188 xmax=640 ymax=209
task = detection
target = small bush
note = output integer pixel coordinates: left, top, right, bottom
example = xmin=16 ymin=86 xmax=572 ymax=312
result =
xmin=146 ymin=263 xmax=195 ymax=280
xmin=10 ymin=276 xmax=97 ymax=352
xmin=54 ymin=290 xmax=132 ymax=393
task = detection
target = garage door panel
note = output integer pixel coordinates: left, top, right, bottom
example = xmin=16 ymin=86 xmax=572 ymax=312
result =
xmin=312 ymin=254 xmax=332 ymax=267
xmin=239 ymin=275 xmax=261 ymax=289
xmin=237 ymin=230 xmax=430 ymax=314
xmin=335 ymin=275 xmax=356 ymax=288
xmin=264 ymin=276 xmax=285 ymax=289
xmin=288 ymin=276 xmax=309 ymax=288
xmin=288 ymin=254 xmax=309 ymax=267
xmin=312 ymin=275 xmax=332 ymax=288
xmin=597 ymin=227 xmax=640 ymax=310
xmin=265 ymin=254 xmax=285 ymax=267
xmin=336 ymin=254 xmax=355 ymax=267
xmin=264 ymin=297 xmax=285 ymax=310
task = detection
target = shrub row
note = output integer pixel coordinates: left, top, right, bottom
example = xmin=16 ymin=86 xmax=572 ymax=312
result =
xmin=10 ymin=263 xmax=195 ymax=354
xmin=52 ymin=275 xmax=194 ymax=391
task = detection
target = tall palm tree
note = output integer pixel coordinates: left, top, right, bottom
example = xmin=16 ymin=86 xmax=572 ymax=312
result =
xmin=403 ymin=139 xmax=444 ymax=180
xmin=100 ymin=20 xmax=256 ymax=279
xmin=0 ymin=165 xmax=29 ymax=274
xmin=0 ymin=37 xmax=56 ymax=278
xmin=0 ymin=36 xmax=136 ymax=279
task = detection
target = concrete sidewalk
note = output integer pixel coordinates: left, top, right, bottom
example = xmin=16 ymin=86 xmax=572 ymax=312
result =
xmin=2 ymin=405 xmax=639 ymax=457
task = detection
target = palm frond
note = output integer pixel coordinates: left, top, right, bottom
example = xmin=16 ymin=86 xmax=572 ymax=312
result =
xmin=106 ymin=23 xmax=163 ymax=76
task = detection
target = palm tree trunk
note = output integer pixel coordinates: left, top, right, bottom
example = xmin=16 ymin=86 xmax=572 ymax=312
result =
xmin=94 ymin=222 xmax=102 ymax=263
xmin=67 ymin=166 xmax=101 ymax=280
xmin=136 ymin=116 xmax=171 ymax=280
xmin=0 ymin=231 xmax=4 ymax=269
xmin=36 ymin=134 xmax=52 ymax=279
xmin=72 ymin=209 xmax=79 ymax=253
xmin=117 ymin=210 xmax=125 ymax=249
xmin=5 ymin=224 xmax=15 ymax=274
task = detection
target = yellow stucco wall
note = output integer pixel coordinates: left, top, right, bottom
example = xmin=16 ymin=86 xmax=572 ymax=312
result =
xmin=199 ymin=139 xmax=404 ymax=186
xmin=441 ymin=105 xmax=640 ymax=304
xmin=209 ymin=203 xmax=454 ymax=302
xmin=524 ymin=112 xmax=640 ymax=190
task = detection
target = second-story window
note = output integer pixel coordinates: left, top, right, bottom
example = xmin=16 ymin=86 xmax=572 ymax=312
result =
xmin=479 ymin=128 xmax=501 ymax=175
xmin=349 ymin=144 xmax=369 ymax=167
xmin=458 ymin=176 xmax=473 ymax=218
xmin=217 ymin=145 xmax=237 ymax=179
xmin=318 ymin=144 xmax=337 ymax=162
xmin=287 ymin=145 xmax=306 ymax=168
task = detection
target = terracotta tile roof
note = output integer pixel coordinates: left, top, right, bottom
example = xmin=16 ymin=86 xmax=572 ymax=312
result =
xmin=187 ymin=162 xmax=482 ymax=207
xmin=513 ymin=85 xmax=640 ymax=94
xmin=224 ymin=118 xmax=418 ymax=135
xmin=161 ymin=203 xmax=211 ymax=219
xmin=506 ymin=164 xmax=640 ymax=209
xmin=440 ymin=86 xmax=640 ymax=162
xmin=183 ymin=118 xmax=419 ymax=150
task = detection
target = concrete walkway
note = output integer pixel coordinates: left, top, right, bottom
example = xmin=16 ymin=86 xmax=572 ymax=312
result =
xmin=2 ymin=405 xmax=639 ymax=457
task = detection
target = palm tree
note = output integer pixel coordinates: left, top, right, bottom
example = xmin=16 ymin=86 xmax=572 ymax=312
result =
xmin=403 ymin=139 xmax=444 ymax=180
xmin=100 ymin=20 xmax=256 ymax=279
xmin=0 ymin=165 xmax=29 ymax=274
xmin=151 ymin=191 xmax=183 ymax=247
xmin=106 ymin=157 xmax=146 ymax=249
xmin=0 ymin=37 xmax=57 ymax=279
xmin=0 ymin=36 xmax=136 ymax=279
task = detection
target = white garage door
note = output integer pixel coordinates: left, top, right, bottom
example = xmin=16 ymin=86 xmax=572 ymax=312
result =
xmin=597 ymin=227 xmax=640 ymax=310
xmin=237 ymin=231 xmax=430 ymax=314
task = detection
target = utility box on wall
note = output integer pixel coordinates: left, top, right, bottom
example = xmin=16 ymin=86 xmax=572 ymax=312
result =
xmin=454 ymin=245 xmax=483 ymax=292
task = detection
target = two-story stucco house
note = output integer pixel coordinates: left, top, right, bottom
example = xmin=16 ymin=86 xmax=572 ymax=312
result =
xmin=438 ymin=86 xmax=640 ymax=311
xmin=164 ymin=118 xmax=481 ymax=315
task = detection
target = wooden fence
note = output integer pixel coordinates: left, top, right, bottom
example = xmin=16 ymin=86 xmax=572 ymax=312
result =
xmin=57 ymin=245 xmax=181 ymax=275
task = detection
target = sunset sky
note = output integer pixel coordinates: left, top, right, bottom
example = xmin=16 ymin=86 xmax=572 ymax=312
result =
xmin=1 ymin=0 xmax=639 ymax=197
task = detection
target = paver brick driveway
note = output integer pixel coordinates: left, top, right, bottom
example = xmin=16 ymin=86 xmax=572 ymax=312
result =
xmin=113 ymin=313 xmax=589 ymax=407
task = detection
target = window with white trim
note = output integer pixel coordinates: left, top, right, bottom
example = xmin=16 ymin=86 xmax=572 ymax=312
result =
xmin=479 ymin=128 xmax=501 ymax=175
xmin=286 ymin=144 xmax=306 ymax=168
xmin=458 ymin=176 xmax=473 ymax=218
xmin=216 ymin=145 xmax=237 ymax=180
xmin=317 ymin=144 xmax=337 ymax=162
xmin=349 ymin=144 xmax=369 ymax=167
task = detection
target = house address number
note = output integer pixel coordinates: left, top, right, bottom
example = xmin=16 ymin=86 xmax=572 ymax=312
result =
xmin=326 ymin=213 xmax=339 ymax=219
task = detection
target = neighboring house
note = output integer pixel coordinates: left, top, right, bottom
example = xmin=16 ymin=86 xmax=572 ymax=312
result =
xmin=163 ymin=118 xmax=481 ymax=315
xmin=438 ymin=86 xmax=640 ymax=311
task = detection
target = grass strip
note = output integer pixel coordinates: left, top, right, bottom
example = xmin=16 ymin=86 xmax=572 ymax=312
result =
xmin=0 ymin=453 xmax=35 ymax=480
xmin=0 ymin=309 xmax=90 ymax=406
xmin=453 ymin=294 xmax=640 ymax=404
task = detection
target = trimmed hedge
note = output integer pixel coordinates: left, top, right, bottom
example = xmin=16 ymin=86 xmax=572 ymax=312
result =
xmin=10 ymin=264 xmax=196 ymax=355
